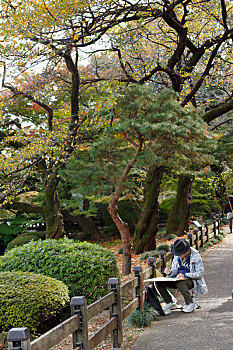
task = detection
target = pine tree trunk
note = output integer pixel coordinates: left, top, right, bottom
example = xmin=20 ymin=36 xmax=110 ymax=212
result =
xmin=167 ymin=174 xmax=194 ymax=236
xmin=133 ymin=165 xmax=164 ymax=254
xmin=108 ymin=195 xmax=131 ymax=275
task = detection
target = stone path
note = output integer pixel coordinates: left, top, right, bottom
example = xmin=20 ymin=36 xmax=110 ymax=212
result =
xmin=130 ymin=231 xmax=233 ymax=350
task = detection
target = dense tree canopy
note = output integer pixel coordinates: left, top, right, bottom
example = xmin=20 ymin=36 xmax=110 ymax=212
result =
xmin=0 ymin=0 xmax=232 ymax=272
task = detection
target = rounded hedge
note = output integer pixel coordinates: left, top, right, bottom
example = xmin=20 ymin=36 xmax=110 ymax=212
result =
xmin=156 ymin=244 xmax=170 ymax=253
xmin=190 ymin=199 xmax=222 ymax=218
xmin=0 ymin=271 xmax=69 ymax=333
xmin=0 ymin=237 xmax=119 ymax=304
xmin=7 ymin=231 xmax=45 ymax=251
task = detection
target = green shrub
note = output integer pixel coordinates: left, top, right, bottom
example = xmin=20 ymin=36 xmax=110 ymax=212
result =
xmin=0 ymin=271 xmax=69 ymax=333
xmin=220 ymin=230 xmax=227 ymax=238
xmin=140 ymin=251 xmax=158 ymax=261
xmin=7 ymin=231 xmax=45 ymax=251
xmin=199 ymin=247 xmax=206 ymax=253
xmin=215 ymin=234 xmax=224 ymax=242
xmin=156 ymin=244 xmax=170 ymax=253
xmin=221 ymin=218 xmax=228 ymax=225
xmin=204 ymin=242 xmax=213 ymax=248
xmin=127 ymin=303 xmax=160 ymax=327
xmin=159 ymin=197 xmax=175 ymax=214
xmin=0 ymin=331 xmax=7 ymax=349
xmin=117 ymin=246 xmax=123 ymax=254
xmin=190 ymin=199 xmax=222 ymax=218
xmin=209 ymin=237 xmax=219 ymax=245
xmin=159 ymin=197 xmax=222 ymax=219
xmin=167 ymin=234 xmax=176 ymax=241
xmin=0 ymin=237 xmax=119 ymax=304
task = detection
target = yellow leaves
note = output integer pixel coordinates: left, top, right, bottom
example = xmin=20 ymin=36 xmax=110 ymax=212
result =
xmin=212 ymin=133 xmax=223 ymax=141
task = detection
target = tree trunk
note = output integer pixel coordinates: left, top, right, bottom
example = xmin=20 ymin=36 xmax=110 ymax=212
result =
xmin=41 ymin=55 xmax=80 ymax=240
xmin=108 ymin=195 xmax=131 ymax=275
xmin=167 ymin=174 xmax=194 ymax=236
xmin=133 ymin=165 xmax=164 ymax=254
xmin=42 ymin=173 xmax=65 ymax=239
xmin=62 ymin=210 xmax=103 ymax=239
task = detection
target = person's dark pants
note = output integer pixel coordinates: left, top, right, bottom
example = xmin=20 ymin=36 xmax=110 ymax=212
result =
xmin=156 ymin=279 xmax=194 ymax=305
xmin=228 ymin=218 xmax=232 ymax=233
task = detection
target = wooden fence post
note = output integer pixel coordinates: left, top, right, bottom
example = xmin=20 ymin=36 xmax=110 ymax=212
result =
xmin=187 ymin=233 xmax=193 ymax=247
xmin=216 ymin=214 xmax=221 ymax=234
xmin=70 ymin=296 xmax=88 ymax=350
xmin=205 ymin=223 xmax=209 ymax=242
xmin=193 ymin=229 xmax=198 ymax=250
xmin=133 ymin=266 xmax=143 ymax=310
xmin=7 ymin=327 xmax=31 ymax=350
xmin=200 ymin=226 xmax=204 ymax=247
xmin=158 ymin=251 xmax=166 ymax=276
xmin=108 ymin=278 xmax=123 ymax=350
xmin=148 ymin=257 xmax=156 ymax=278
xmin=212 ymin=217 xmax=216 ymax=236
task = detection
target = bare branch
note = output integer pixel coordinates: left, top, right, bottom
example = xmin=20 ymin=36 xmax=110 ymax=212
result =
xmin=210 ymin=118 xmax=232 ymax=130
xmin=220 ymin=0 xmax=228 ymax=30
xmin=182 ymin=30 xmax=230 ymax=106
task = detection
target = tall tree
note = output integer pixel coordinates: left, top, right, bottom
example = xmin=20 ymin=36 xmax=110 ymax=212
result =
xmin=87 ymin=0 xmax=233 ymax=242
xmin=62 ymin=85 xmax=215 ymax=272
xmin=0 ymin=0 xmax=172 ymax=237
xmin=0 ymin=0 xmax=232 ymax=244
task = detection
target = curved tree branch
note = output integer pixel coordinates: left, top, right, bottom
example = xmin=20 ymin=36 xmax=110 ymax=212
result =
xmin=202 ymin=98 xmax=233 ymax=123
xmin=1 ymin=62 xmax=54 ymax=131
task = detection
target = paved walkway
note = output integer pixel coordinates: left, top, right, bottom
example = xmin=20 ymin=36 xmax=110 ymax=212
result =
xmin=131 ymin=231 xmax=233 ymax=350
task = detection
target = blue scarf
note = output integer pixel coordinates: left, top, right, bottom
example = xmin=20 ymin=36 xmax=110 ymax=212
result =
xmin=178 ymin=254 xmax=190 ymax=276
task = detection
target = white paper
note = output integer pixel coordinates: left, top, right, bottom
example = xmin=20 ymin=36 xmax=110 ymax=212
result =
xmin=143 ymin=277 xmax=188 ymax=283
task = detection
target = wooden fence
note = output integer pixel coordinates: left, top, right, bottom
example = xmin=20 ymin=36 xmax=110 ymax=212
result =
xmin=7 ymin=215 xmax=222 ymax=350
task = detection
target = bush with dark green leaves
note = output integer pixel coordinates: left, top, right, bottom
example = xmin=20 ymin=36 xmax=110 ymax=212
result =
xmin=7 ymin=231 xmax=45 ymax=250
xmin=0 ymin=271 xmax=69 ymax=333
xmin=127 ymin=303 xmax=160 ymax=327
xmin=215 ymin=233 xmax=225 ymax=241
xmin=159 ymin=196 xmax=176 ymax=214
xmin=0 ymin=237 xmax=119 ymax=303
xmin=159 ymin=197 xmax=222 ymax=219
xmin=209 ymin=237 xmax=219 ymax=245
xmin=190 ymin=199 xmax=222 ymax=218
xmin=167 ymin=234 xmax=177 ymax=241
xmin=117 ymin=246 xmax=123 ymax=254
xmin=156 ymin=244 xmax=170 ymax=253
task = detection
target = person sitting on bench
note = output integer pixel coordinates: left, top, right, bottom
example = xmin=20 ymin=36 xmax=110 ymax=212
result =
xmin=155 ymin=238 xmax=208 ymax=313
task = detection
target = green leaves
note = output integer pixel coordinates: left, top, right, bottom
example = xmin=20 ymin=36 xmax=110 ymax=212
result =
xmin=0 ymin=271 xmax=69 ymax=332
xmin=0 ymin=237 xmax=119 ymax=304
xmin=62 ymin=85 xmax=216 ymax=203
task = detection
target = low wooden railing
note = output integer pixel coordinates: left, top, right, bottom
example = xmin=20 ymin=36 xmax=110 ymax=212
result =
xmin=7 ymin=215 xmax=222 ymax=350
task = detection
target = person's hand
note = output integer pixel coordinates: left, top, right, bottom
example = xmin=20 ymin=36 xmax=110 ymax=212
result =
xmin=177 ymin=273 xmax=185 ymax=279
xmin=164 ymin=267 xmax=171 ymax=275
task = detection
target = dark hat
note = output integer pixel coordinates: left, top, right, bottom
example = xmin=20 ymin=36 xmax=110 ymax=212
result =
xmin=171 ymin=238 xmax=190 ymax=256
